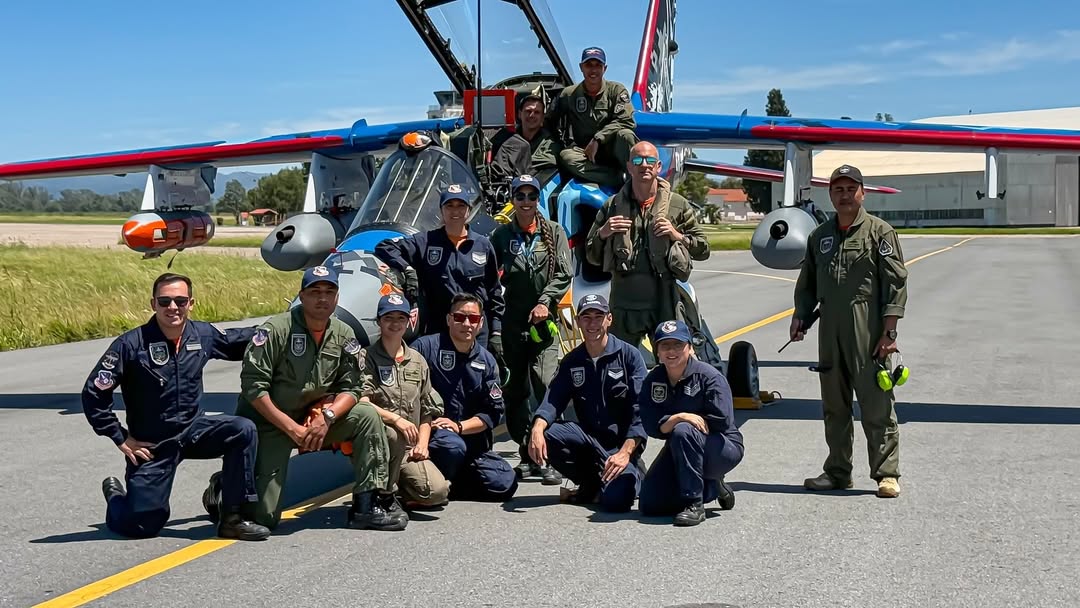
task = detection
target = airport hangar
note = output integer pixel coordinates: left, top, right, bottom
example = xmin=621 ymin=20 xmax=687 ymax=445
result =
xmin=768 ymin=107 xmax=1080 ymax=227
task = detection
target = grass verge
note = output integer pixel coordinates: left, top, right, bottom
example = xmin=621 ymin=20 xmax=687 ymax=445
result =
xmin=0 ymin=213 xmax=129 ymax=225
xmin=0 ymin=243 xmax=302 ymax=351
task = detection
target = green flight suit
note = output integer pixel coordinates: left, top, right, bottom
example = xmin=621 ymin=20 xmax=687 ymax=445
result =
xmin=545 ymin=80 xmax=638 ymax=188
xmin=489 ymin=216 xmax=572 ymax=448
xmin=357 ymin=340 xmax=450 ymax=507
xmin=236 ymin=306 xmax=390 ymax=529
xmin=585 ymin=178 xmax=710 ymax=349
xmin=793 ymin=206 xmax=908 ymax=484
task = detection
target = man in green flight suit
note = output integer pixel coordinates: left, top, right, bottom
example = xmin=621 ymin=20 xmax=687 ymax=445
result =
xmin=489 ymin=174 xmax=573 ymax=482
xmin=236 ymin=265 xmax=408 ymax=531
xmin=789 ymin=164 xmax=908 ymax=499
xmin=545 ymin=46 xmax=637 ymax=188
xmin=489 ymin=91 xmax=561 ymax=183
xmin=585 ymin=140 xmax=710 ymax=351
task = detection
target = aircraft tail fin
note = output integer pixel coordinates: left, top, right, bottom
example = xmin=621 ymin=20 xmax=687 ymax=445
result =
xmin=631 ymin=0 xmax=677 ymax=113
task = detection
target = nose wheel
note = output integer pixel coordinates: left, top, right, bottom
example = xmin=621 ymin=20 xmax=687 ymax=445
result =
xmin=726 ymin=340 xmax=760 ymax=400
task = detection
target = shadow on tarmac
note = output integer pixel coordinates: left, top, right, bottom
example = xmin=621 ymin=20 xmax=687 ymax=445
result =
xmin=735 ymin=398 xmax=1080 ymax=427
xmin=0 ymin=392 xmax=241 ymax=415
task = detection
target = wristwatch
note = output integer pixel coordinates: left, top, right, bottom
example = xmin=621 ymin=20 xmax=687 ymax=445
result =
xmin=886 ymin=329 xmax=897 ymax=340
xmin=321 ymin=406 xmax=337 ymax=425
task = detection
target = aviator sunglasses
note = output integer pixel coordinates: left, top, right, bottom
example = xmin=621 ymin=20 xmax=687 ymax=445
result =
xmin=451 ymin=312 xmax=482 ymax=324
xmin=155 ymin=296 xmax=191 ymax=308
xmin=631 ymin=156 xmax=659 ymax=166
xmin=513 ymin=192 xmax=539 ymax=202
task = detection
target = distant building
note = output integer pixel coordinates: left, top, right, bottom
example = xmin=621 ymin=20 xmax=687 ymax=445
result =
xmin=774 ymin=107 xmax=1080 ymax=227
xmin=428 ymin=90 xmax=464 ymax=119
xmin=706 ymin=188 xmax=763 ymax=223
xmin=239 ymin=208 xmax=279 ymax=226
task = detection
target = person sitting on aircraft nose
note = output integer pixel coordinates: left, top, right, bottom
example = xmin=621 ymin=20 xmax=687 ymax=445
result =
xmin=233 ymin=265 xmax=407 ymax=532
xmin=358 ymin=293 xmax=451 ymax=510
xmin=585 ymin=140 xmax=710 ymax=352
xmin=638 ymin=320 xmax=742 ymax=527
xmin=529 ymin=294 xmax=649 ymax=512
xmin=489 ymin=90 xmax=561 ymax=182
xmin=545 ymin=46 xmax=638 ymax=188
xmin=489 ymin=174 xmax=572 ymax=483
xmin=411 ymin=293 xmax=519 ymax=502
xmin=82 ymin=272 xmax=269 ymax=541
xmin=373 ymin=184 xmax=506 ymax=361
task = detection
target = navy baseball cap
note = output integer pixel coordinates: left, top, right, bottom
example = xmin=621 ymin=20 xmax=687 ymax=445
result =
xmin=577 ymin=293 xmax=609 ymax=314
xmin=301 ymin=265 xmax=339 ymax=289
xmin=377 ymin=293 xmax=412 ymax=317
xmin=653 ymin=320 xmax=691 ymax=344
xmin=439 ymin=183 xmax=472 ymax=207
xmin=511 ymin=174 xmax=539 ymax=195
xmin=581 ymin=47 xmax=606 ymax=65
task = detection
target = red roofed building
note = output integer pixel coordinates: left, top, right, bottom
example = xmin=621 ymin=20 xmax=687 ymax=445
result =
xmin=706 ymin=188 xmax=761 ymax=222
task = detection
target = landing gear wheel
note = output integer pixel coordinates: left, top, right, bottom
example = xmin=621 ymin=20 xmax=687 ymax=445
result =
xmin=726 ymin=341 xmax=759 ymax=398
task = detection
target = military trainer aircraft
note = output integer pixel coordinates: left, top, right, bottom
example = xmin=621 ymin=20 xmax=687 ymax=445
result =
xmin=6 ymin=0 xmax=1080 ymax=402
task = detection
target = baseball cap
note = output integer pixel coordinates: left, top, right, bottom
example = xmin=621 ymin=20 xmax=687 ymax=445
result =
xmin=580 ymin=47 xmax=607 ymax=65
xmin=439 ymin=183 xmax=473 ymax=207
xmin=829 ymin=164 xmax=864 ymax=185
xmin=376 ymin=292 xmax=412 ymax=318
xmin=653 ymin=319 xmax=691 ymax=344
xmin=301 ymin=265 xmax=339 ymax=290
xmin=511 ymin=174 xmax=539 ymax=195
xmin=577 ymin=293 xmax=609 ymax=314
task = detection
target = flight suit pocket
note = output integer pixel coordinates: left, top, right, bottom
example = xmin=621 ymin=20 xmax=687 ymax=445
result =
xmin=318 ymin=348 xmax=342 ymax=386
xmin=842 ymin=238 xmax=875 ymax=297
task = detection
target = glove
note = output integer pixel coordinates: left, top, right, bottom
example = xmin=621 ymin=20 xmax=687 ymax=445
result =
xmin=403 ymin=267 xmax=420 ymax=305
xmin=488 ymin=333 xmax=508 ymax=383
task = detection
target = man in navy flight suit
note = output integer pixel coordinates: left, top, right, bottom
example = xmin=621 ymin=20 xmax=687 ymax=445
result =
xmin=412 ymin=293 xmax=519 ymax=502
xmin=529 ymin=294 xmax=648 ymax=512
xmin=81 ymin=273 xmax=269 ymax=540
xmin=374 ymin=184 xmax=506 ymax=359
xmin=638 ymin=320 xmax=743 ymax=526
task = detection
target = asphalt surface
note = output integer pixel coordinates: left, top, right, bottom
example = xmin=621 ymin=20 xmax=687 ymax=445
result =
xmin=3 ymin=235 xmax=1079 ymax=608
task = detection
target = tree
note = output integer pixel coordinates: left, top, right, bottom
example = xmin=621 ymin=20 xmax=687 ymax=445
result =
xmin=743 ymin=88 xmax=790 ymax=213
xmin=718 ymin=177 xmax=742 ymax=189
xmin=216 ymin=179 xmax=249 ymax=224
xmin=675 ymin=171 xmax=711 ymax=205
xmin=246 ymin=168 xmax=306 ymax=216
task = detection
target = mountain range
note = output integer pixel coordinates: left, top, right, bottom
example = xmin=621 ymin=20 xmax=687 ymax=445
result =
xmin=20 ymin=170 xmax=270 ymax=199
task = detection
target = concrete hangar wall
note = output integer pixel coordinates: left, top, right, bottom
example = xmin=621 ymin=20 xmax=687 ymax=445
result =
xmin=769 ymin=107 xmax=1080 ymax=227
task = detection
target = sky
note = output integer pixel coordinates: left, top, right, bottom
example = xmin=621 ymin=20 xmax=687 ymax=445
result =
xmin=2 ymin=0 xmax=1080 ymax=172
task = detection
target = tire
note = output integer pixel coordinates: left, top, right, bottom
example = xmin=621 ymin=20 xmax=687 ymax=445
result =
xmin=726 ymin=341 xmax=759 ymax=398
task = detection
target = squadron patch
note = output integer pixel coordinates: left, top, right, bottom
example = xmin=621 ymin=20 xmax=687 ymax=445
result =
xmin=651 ymin=382 xmax=667 ymax=403
xmin=509 ymin=240 xmax=523 ymax=255
xmin=311 ymin=265 xmax=329 ymax=277
xmin=879 ymin=239 xmax=894 ymax=257
xmin=93 ymin=370 xmax=115 ymax=391
xmin=471 ymin=251 xmax=487 ymax=265
xmin=343 ymin=338 xmax=360 ymax=355
xmin=99 ymin=351 xmax=119 ymax=370
xmin=290 ymin=334 xmax=307 ymax=357
xmin=660 ymin=320 xmax=678 ymax=334
xmin=489 ymin=383 xmax=503 ymax=400
xmin=615 ymin=104 xmax=625 ymax=114
xmin=571 ymin=367 xmax=585 ymax=387
xmin=576 ymin=97 xmax=587 ymax=113
xmin=820 ymin=236 xmax=834 ymax=255
xmin=378 ymin=366 xmax=396 ymax=386
xmin=439 ymin=349 xmax=456 ymax=371
xmin=426 ymin=246 xmax=444 ymax=266
xmin=618 ymin=91 xmax=629 ymax=103
xmin=252 ymin=328 xmax=268 ymax=347
xmin=387 ymin=294 xmax=404 ymax=306
xmin=149 ymin=342 xmax=169 ymax=366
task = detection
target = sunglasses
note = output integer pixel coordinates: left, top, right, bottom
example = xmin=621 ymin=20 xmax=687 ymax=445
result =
xmin=631 ymin=156 xmax=659 ymax=166
xmin=155 ymin=296 xmax=191 ymax=308
xmin=513 ymin=192 xmax=539 ymax=202
xmin=451 ymin=312 xmax=482 ymax=324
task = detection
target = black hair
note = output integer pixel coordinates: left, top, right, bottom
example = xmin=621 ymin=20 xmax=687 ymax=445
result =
xmin=449 ymin=292 xmax=483 ymax=313
xmin=153 ymin=273 xmax=192 ymax=297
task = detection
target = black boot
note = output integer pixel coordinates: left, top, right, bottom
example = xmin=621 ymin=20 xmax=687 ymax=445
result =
xmin=716 ymin=477 xmax=735 ymax=511
xmin=540 ymin=465 xmax=563 ymax=486
xmin=202 ymin=471 xmax=222 ymax=523
xmin=673 ymin=501 xmax=706 ymax=527
xmin=102 ymin=477 xmax=125 ymax=502
xmin=217 ymin=509 xmax=270 ymax=541
xmin=379 ymin=492 xmax=410 ymax=527
xmin=348 ymin=491 xmax=407 ymax=531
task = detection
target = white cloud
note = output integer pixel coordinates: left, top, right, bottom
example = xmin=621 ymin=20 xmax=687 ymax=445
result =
xmin=857 ymin=39 xmax=928 ymax=55
xmin=921 ymin=30 xmax=1080 ymax=75
xmin=677 ymin=63 xmax=883 ymax=98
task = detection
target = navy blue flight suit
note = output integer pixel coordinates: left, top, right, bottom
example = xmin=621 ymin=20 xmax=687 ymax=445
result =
xmin=374 ymin=228 xmax=505 ymax=348
xmin=638 ymin=359 xmax=745 ymax=515
xmin=81 ymin=318 xmax=258 ymax=538
xmin=412 ymin=332 xmax=518 ymax=501
xmin=534 ymin=335 xmax=648 ymax=512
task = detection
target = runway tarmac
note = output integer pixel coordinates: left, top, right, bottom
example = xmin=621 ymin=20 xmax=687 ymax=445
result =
xmin=2 ymin=235 xmax=1078 ymax=608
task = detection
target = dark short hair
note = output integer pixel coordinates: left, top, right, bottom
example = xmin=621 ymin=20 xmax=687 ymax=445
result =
xmin=153 ymin=273 xmax=193 ymax=297
xmin=449 ymin=293 xmax=483 ymax=313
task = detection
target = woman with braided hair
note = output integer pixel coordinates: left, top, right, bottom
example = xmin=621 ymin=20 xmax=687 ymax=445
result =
xmin=489 ymin=174 xmax=573 ymax=484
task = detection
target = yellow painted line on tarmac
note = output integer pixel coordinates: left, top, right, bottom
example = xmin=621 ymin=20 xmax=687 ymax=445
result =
xmin=34 ymin=483 xmax=352 ymax=608
xmin=693 ymin=269 xmax=797 ymax=283
xmin=712 ymin=237 xmax=973 ymax=346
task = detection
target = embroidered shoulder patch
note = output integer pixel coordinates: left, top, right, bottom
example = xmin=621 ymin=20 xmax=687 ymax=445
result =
xmin=879 ymin=239 xmax=894 ymax=257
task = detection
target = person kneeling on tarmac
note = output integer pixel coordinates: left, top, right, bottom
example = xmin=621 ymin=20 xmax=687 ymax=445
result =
xmin=412 ymin=293 xmax=519 ymax=502
xmin=231 ymin=265 xmax=407 ymax=532
xmin=638 ymin=320 xmax=743 ymax=526
xmin=528 ymin=294 xmax=648 ymax=511
xmin=358 ymin=293 xmax=451 ymax=510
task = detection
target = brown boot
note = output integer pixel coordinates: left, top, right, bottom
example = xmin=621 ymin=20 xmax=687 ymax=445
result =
xmin=876 ymin=477 xmax=900 ymax=498
xmin=803 ymin=473 xmax=854 ymax=491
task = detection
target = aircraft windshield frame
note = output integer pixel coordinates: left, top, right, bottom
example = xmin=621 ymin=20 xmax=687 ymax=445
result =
xmin=426 ymin=0 xmax=573 ymax=87
xmin=346 ymin=146 xmax=482 ymax=236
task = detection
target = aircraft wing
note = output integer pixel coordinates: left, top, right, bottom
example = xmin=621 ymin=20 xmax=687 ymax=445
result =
xmin=638 ymin=112 xmax=1080 ymax=155
xmin=0 ymin=117 xmax=464 ymax=181
xmin=684 ymin=159 xmax=901 ymax=194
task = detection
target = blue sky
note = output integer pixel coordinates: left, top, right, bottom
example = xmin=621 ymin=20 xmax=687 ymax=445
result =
xmin=2 ymin=0 xmax=1079 ymax=170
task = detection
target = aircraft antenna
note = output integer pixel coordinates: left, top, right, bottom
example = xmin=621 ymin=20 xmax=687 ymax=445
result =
xmin=474 ymin=0 xmax=492 ymax=210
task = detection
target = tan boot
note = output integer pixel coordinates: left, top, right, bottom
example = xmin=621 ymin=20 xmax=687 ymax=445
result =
xmin=803 ymin=473 xmax=853 ymax=491
xmin=877 ymin=477 xmax=900 ymax=498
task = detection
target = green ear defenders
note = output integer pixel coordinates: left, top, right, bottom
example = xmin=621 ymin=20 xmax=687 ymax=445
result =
xmin=529 ymin=319 xmax=560 ymax=344
xmin=876 ymin=352 xmax=909 ymax=391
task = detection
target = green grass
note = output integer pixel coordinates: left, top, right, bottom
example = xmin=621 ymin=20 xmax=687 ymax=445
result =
xmin=209 ymin=235 xmax=266 ymax=247
xmin=706 ymin=232 xmax=753 ymax=250
xmin=0 ymin=213 xmax=130 ymax=225
xmin=0 ymin=243 xmax=303 ymax=351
